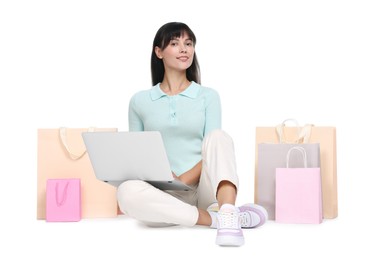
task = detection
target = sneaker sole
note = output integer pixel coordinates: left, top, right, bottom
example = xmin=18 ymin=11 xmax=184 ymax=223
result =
xmin=216 ymin=235 xmax=245 ymax=247
xmin=239 ymin=203 xmax=268 ymax=228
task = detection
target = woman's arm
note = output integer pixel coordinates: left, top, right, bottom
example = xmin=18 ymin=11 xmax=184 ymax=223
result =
xmin=174 ymin=160 xmax=202 ymax=186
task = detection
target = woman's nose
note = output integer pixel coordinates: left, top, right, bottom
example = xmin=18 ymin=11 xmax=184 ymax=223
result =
xmin=179 ymin=44 xmax=187 ymax=53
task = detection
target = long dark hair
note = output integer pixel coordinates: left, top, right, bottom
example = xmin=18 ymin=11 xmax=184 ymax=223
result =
xmin=151 ymin=22 xmax=201 ymax=86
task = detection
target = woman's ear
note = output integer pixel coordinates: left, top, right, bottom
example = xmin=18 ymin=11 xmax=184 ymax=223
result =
xmin=155 ymin=46 xmax=163 ymax=59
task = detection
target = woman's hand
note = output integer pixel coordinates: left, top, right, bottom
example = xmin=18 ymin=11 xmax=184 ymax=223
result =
xmin=172 ymin=172 xmax=179 ymax=180
xmin=173 ymin=161 xmax=202 ymax=186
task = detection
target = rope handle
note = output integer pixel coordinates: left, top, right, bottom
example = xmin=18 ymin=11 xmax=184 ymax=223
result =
xmin=286 ymin=146 xmax=308 ymax=168
xmin=55 ymin=181 xmax=69 ymax=207
xmin=282 ymin=118 xmax=300 ymax=126
xmin=59 ymin=127 xmax=95 ymax=160
xmin=276 ymin=119 xmax=313 ymax=144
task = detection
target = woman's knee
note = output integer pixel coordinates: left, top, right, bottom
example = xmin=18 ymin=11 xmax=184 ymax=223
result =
xmin=205 ymin=129 xmax=232 ymax=141
xmin=203 ymin=129 xmax=234 ymax=149
xmin=117 ymin=180 xmax=149 ymax=213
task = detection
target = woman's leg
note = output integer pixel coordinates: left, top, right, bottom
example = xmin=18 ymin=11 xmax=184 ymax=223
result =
xmin=196 ymin=130 xmax=267 ymax=246
xmin=117 ymin=180 xmax=199 ymax=227
xmin=197 ymin=129 xmax=239 ymax=210
xmin=196 ymin=130 xmax=244 ymax=245
xmin=194 ymin=130 xmax=239 ymax=227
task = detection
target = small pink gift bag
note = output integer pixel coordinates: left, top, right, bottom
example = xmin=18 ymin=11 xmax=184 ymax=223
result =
xmin=275 ymin=146 xmax=322 ymax=224
xmin=46 ymin=179 xmax=81 ymax=222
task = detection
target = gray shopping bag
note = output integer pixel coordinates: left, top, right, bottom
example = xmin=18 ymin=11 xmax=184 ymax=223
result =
xmin=256 ymin=143 xmax=320 ymax=220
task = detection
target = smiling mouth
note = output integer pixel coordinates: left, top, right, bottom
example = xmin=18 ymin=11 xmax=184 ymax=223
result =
xmin=177 ymin=56 xmax=189 ymax=61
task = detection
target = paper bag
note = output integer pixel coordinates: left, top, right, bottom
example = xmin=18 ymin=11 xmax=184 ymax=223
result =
xmin=46 ymin=178 xmax=81 ymax=222
xmin=37 ymin=127 xmax=118 ymax=219
xmin=275 ymin=147 xmax=322 ymax=224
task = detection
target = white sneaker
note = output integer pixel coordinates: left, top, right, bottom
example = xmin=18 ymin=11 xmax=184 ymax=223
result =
xmin=207 ymin=202 xmax=268 ymax=229
xmin=239 ymin=203 xmax=268 ymax=228
xmin=215 ymin=205 xmax=244 ymax=246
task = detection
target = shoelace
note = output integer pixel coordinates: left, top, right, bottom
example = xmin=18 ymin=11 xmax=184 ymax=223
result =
xmin=218 ymin=211 xmax=240 ymax=229
xmin=239 ymin=211 xmax=252 ymax=227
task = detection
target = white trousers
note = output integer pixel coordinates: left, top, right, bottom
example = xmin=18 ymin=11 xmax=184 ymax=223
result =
xmin=117 ymin=130 xmax=239 ymax=227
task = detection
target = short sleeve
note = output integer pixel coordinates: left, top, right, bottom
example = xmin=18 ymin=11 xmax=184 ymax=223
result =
xmin=204 ymin=89 xmax=222 ymax=135
xmin=128 ymin=94 xmax=144 ymax=131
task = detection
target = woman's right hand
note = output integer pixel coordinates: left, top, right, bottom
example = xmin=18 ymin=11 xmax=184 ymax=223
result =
xmin=172 ymin=172 xmax=179 ymax=180
xmin=172 ymin=161 xmax=202 ymax=186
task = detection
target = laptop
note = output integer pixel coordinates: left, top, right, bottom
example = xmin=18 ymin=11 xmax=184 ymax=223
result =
xmin=82 ymin=131 xmax=192 ymax=191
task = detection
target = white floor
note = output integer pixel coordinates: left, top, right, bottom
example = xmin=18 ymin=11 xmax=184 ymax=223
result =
xmin=3 ymin=209 xmax=369 ymax=260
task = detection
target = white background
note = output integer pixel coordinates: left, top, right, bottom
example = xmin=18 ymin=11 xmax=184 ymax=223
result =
xmin=1 ymin=0 xmax=372 ymax=259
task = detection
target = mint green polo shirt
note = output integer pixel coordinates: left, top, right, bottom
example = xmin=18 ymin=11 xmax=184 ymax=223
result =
xmin=128 ymin=81 xmax=221 ymax=175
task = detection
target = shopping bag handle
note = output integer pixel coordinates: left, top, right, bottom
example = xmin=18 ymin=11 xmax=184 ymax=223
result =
xmin=55 ymin=181 xmax=69 ymax=207
xmin=276 ymin=119 xmax=313 ymax=144
xmin=286 ymin=146 xmax=307 ymax=168
xmin=59 ymin=127 xmax=95 ymax=160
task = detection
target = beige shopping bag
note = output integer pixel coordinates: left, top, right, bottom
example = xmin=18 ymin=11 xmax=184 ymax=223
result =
xmin=37 ymin=127 xmax=118 ymax=219
xmin=255 ymin=120 xmax=338 ymax=219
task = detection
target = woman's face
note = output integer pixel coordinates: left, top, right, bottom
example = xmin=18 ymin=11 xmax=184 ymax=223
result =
xmin=155 ymin=33 xmax=195 ymax=72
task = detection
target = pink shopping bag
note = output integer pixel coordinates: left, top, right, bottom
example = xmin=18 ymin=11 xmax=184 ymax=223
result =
xmin=46 ymin=179 xmax=81 ymax=222
xmin=275 ymin=146 xmax=322 ymax=224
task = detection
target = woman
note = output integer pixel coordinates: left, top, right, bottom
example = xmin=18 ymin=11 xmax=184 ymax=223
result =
xmin=117 ymin=22 xmax=267 ymax=247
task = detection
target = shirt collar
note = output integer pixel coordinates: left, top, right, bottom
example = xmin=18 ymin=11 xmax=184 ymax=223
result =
xmin=150 ymin=81 xmax=200 ymax=101
xmin=150 ymin=83 xmax=166 ymax=100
